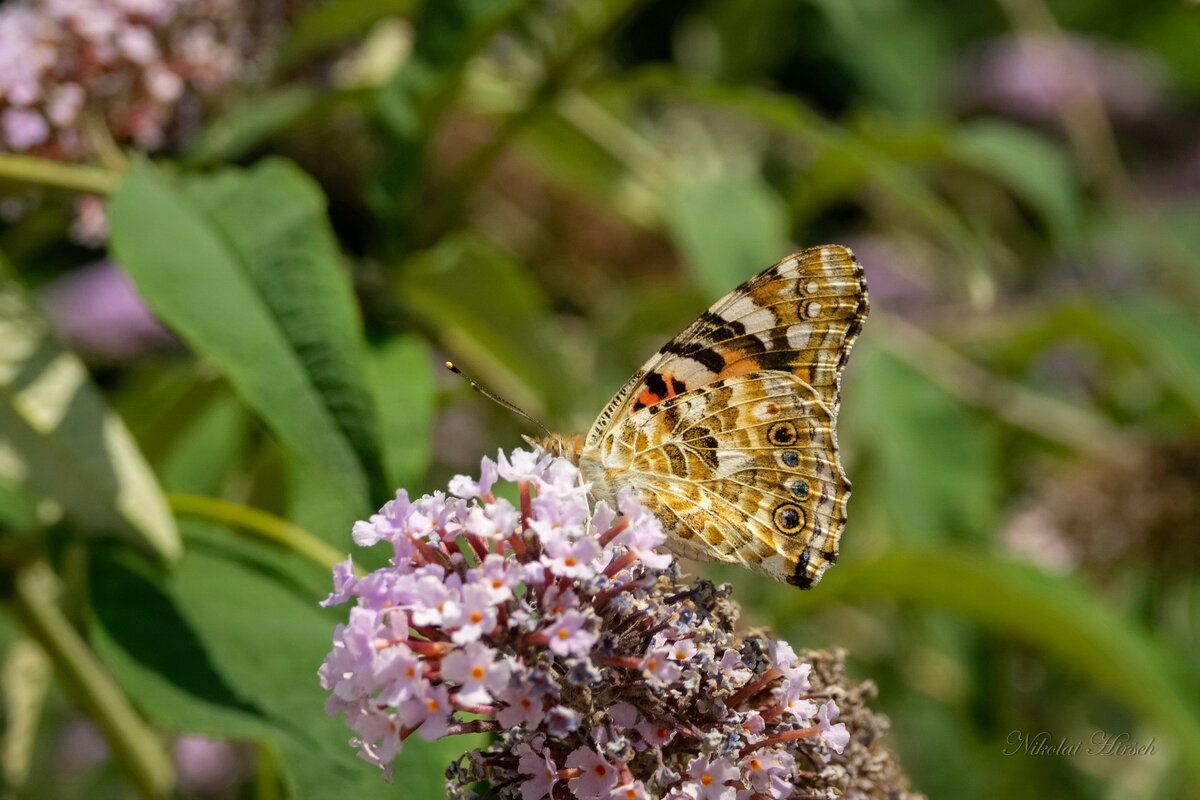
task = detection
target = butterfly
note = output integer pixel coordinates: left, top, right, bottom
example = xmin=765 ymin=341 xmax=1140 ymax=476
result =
xmin=531 ymin=246 xmax=869 ymax=588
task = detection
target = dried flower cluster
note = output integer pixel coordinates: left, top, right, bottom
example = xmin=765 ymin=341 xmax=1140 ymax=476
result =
xmin=0 ymin=0 xmax=270 ymax=159
xmin=319 ymin=449 xmax=920 ymax=799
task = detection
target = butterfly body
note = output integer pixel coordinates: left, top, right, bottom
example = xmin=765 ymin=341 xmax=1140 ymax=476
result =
xmin=540 ymin=245 xmax=868 ymax=588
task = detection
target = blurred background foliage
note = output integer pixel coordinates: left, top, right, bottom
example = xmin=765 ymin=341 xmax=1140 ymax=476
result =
xmin=1 ymin=0 xmax=1199 ymax=797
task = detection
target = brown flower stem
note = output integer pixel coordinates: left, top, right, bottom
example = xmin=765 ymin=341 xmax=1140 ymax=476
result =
xmin=597 ymin=517 xmax=629 ymax=547
xmin=451 ymin=700 xmax=496 ymax=715
xmin=447 ymin=720 xmax=501 ymax=736
xmin=603 ymin=551 xmax=638 ymax=578
xmin=727 ymin=668 xmax=782 ymax=708
xmin=742 ymin=725 xmax=819 ymax=755
xmin=518 ymin=481 xmax=533 ymax=528
xmin=406 ymin=639 xmax=454 ymax=656
xmin=596 ymin=655 xmax=642 ymax=669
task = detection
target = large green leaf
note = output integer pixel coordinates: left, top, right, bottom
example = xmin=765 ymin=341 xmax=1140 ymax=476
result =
xmin=0 ymin=279 xmax=179 ymax=559
xmin=664 ymin=171 xmax=791 ymax=298
xmin=784 ymin=547 xmax=1200 ymax=783
xmin=108 ymin=159 xmax=382 ymax=508
xmin=89 ymin=526 xmax=485 ymax=798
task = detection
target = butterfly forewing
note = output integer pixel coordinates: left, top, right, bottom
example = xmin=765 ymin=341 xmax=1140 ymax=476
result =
xmin=586 ymin=245 xmax=868 ymax=448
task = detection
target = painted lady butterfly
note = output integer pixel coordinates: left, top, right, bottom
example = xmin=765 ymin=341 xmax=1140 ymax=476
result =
xmin=538 ymin=245 xmax=869 ymax=588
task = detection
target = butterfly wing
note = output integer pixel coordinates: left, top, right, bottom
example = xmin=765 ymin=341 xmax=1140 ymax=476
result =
xmin=580 ymin=371 xmax=849 ymax=587
xmin=585 ymin=245 xmax=868 ymax=448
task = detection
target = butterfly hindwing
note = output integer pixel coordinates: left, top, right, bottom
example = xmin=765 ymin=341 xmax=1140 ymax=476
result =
xmin=584 ymin=371 xmax=850 ymax=587
xmin=586 ymin=245 xmax=867 ymax=448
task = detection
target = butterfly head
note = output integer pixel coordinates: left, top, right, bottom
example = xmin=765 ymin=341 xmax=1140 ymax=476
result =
xmin=523 ymin=433 xmax=585 ymax=465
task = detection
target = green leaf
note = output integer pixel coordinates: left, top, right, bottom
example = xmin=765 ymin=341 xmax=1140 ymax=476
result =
xmin=784 ymin=546 xmax=1200 ymax=782
xmin=664 ymin=171 xmax=790 ymax=298
xmin=157 ymin=393 xmax=250 ymax=496
xmin=185 ymin=158 xmax=387 ymax=499
xmin=108 ymin=159 xmax=382 ymax=508
xmin=1107 ymin=295 xmax=1200 ymax=416
xmin=845 ymin=345 xmax=999 ymax=541
xmin=367 ymin=335 xmax=437 ymax=491
xmin=810 ymin=0 xmax=948 ymax=120
xmin=183 ymin=85 xmax=322 ymax=166
xmin=0 ymin=279 xmax=179 ymax=559
xmin=952 ymin=120 xmax=1083 ymax=239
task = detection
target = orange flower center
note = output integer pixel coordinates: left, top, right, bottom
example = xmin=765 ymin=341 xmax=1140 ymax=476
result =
xmin=557 ymin=629 xmax=570 ymax=640
xmin=593 ymin=765 xmax=607 ymax=777
xmin=564 ymin=557 xmax=577 ymax=567
xmin=470 ymin=666 xmax=485 ymax=680
xmin=700 ymin=774 xmax=713 ymax=787
xmin=426 ymin=698 xmax=439 ymax=712
xmin=469 ymin=611 xmax=483 ymax=623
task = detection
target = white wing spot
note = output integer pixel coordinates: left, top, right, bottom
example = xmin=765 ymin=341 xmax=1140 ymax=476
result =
xmin=805 ymin=301 xmax=822 ymax=319
xmin=805 ymin=280 xmax=819 ymax=294
xmin=725 ymin=294 xmax=776 ymax=333
xmin=785 ymin=323 xmax=813 ymax=349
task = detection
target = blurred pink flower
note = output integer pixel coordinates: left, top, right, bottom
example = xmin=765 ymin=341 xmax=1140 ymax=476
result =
xmin=956 ymin=34 xmax=1166 ymax=125
xmin=41 ymin=260 xmax=177 ymax=363
xmin=172 ymin=735 xmax=251 ymax=795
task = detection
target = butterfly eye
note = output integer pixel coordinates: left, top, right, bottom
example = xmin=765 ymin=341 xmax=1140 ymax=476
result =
xmin=789 ymin=480 xmax=809 ymax=499
xmin=767 ymin=422 xmax=798 ymax=446
xmin=773 ymin=503 xmax=807 ymax=535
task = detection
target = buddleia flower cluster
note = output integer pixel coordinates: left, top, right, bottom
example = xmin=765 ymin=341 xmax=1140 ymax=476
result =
xmin=319 ymin=449 xmax=921 ymax=800
xmin=0 ymin=0 xmax=289 ymax=243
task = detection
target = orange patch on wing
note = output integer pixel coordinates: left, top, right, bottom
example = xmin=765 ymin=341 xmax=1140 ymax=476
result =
xmin=716 ymin=349 xmax=764 ymax=380
xmin=635 ymin=373 xmax=686 ymax=408
xmin=635 ymin=387 xmax=664 ymax=408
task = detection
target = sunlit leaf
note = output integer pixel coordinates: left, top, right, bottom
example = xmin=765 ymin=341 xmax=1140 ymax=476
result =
xmin=0 ymin=280 xmax=179 ymax=559
xmin=276 ymin=0 xmax=419 ymax=70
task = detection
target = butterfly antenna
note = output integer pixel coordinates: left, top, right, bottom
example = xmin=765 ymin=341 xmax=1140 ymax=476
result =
xmin=444 ymin=362 xmax=553 ymax=438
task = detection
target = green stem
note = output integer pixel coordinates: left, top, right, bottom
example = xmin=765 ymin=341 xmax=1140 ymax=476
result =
xmin=0 ymin=154 xmax=121 ymax=194
xmin=7 ymin=561 xmax=173 ymax=799
xmin=167 ymin=493 xmax=352 ymax=574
